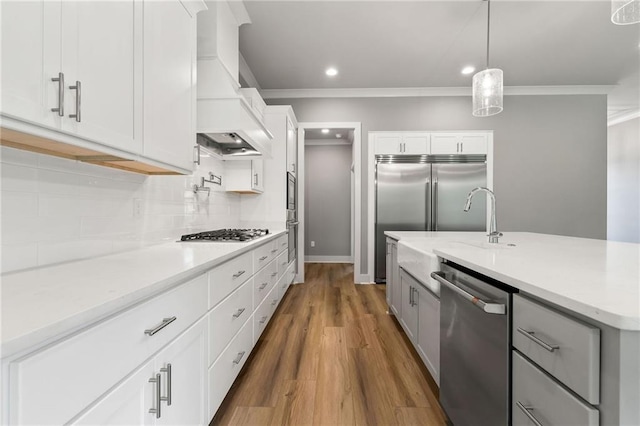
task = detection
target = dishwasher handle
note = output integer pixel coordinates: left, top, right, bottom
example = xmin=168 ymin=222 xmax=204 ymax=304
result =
xmin=431 ymin=271 xmax=505 ymax=315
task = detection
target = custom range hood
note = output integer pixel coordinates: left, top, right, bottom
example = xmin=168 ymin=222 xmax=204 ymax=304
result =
xmin=196 ymin=0 xmax=272 ymax=158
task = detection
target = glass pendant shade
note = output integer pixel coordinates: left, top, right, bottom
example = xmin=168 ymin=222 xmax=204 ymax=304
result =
xmin=472 ymin=68 xmax=503 ymax=117
xmin=612 ymin=0 xmax=640 ymax=25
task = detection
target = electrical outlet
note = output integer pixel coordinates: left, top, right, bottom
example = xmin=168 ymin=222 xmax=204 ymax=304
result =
xmin=310 ymin=241 xmax=315 ymax=247
xmin=133 ymin=198 xmax=142 ymax=217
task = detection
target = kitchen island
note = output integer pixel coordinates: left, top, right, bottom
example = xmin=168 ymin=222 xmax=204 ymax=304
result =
xmin=385 ymin=231 xmax=640 ymax=425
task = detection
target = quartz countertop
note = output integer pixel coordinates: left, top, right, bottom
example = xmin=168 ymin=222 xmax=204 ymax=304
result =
xmin=390 ymin=231 xmax=640 ymax=330
xmin=1 ymin=230 xmax=287 ymax=358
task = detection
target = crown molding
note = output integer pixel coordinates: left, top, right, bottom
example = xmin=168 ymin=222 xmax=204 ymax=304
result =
xmin=260 ymin=85 xmax=615 ymax=99
xmin=608 ymin=108 xmax=640 ymax=127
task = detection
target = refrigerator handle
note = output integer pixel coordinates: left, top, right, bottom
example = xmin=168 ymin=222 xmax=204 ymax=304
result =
xmin=433 ymin=177 xmax=439 ymax=231
xmin=426 ymin=177 xmax=431 ymax=231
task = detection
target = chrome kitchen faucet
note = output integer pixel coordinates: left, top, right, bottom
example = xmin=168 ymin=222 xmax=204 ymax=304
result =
xmin=464 ymin=187 xmax=503 ymax=243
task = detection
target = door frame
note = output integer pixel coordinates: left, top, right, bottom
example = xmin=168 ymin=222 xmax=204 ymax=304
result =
xmin=297 ymin=122 xmax=363 ymax=284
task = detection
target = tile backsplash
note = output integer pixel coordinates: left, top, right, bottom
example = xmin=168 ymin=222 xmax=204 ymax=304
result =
xmin=1 ymin=146 xmax=241 ymax=273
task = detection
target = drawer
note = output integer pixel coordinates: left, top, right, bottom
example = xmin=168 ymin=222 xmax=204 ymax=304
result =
xmin=276 ymin=251 xmax=288 ymax=279
xmin=513 ymin=294 xmax=600 ymax=404
xmin=209 ymin=278 xmax=253 ymax=366
xmin=209 ymin=251 xmax=253 ymax=309
xmin=253 ymin=260 xmax=278 ymax=309
xmin=208 ymin=317 xmax=253 ymax=419
xmin=9 ymin=274 xmax=208 ymax=425
xmin=253 ymin=289 xmax=274 ymax=344
xmin=276 ymin=234 xmax=288 ymax=254
xmin=513 ymin=351 xmax=599 ymax=426
xmin=253 ymin=240 xmax=276 ymax=272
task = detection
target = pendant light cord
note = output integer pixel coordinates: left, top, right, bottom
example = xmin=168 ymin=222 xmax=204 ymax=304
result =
xmin=486 ymin=0 xmax=491 ymax=69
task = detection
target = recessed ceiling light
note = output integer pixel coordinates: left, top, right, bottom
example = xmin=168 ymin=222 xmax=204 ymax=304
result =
xmin=336 ymin=133 xmax=342 ymax=138
xmin=461 ymin=66 xmax=476 ymax=75
xmin=321 ymin=129 xmax=330 ymax=134
xmin=235 ymin=138 xmax=242 ymax=143
xmin=325 ymin=67 xmax=338 ymax=77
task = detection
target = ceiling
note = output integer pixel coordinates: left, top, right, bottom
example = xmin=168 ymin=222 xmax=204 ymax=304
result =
xmin=239 ymin=1 xmax=640 ymax=117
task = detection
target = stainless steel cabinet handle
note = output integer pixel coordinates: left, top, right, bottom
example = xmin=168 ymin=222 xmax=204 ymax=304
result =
xmin=271 ymin=299 xmax=278 ymax=306
xmin=281 ymin=242 xmax=287 ymax=246
xmin=259 ymin=315 xmax=268 ymax=324
xmin=433 ymin=177 xmax=439 ymax=231
xmin=516 ymin=401 xmax=544 ymax=426
xmin=193 ymin=145 xmax=200 ymax=165
xmin=431 ymin=272 xmax=506 ymax=314
xmin=517 ymin=328 xmax=560 ymax=352
xmin=232 ymin=270 xmax=246 ymax=278
xmin=281 ymin=262 xmax=287 ymax=268
xmin=51 ymin=72 xmax=64 ymax=116
xmin=259 ymin=282 xmax=268 ymax=290
xmin=292 ymin=163 xmax=296 ymax=173
xmin=259 ymin=256 xmax=268 ymax=261
xmin=160 ymin=363 xmax=172 ymax=406
xmin=412 ymin=287 xmax=418 ymax=306
xmin=271 ymin=272 xmax=278 ymax=277
xmin=271 ymin=249 xmax=278 ymax=253
xmin=68 ymin=81 xmax=81 ymax=122
xmin=409 ymin=285 xmax=413 ymax=305
xmin=232 ymin=351 xmax=246 ymax=365
xmin=254 ymin=173 xmax=258 ymax=186
xmin=232 ymin=308 xmax=246 ymax=318
xmin=145 ymin=316 xmax=177 ymax=336
xmin=149 ymin=373 xmax=162 ymax=418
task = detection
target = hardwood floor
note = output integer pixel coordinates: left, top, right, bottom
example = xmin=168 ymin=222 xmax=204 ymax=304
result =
xmin=211 ymin=263 xmax=447 ymax=426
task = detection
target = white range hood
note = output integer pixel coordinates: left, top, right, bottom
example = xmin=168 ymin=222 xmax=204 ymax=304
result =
xmin=196 ymin=0 xmax=272 ymax=158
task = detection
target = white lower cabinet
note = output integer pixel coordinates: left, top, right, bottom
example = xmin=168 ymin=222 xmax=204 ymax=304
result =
xmin=513 ymin=351 xmax=599 ymax=426
xmin=397 ymin=268 xmax=440 ymax=386
xmin=74 ymin=318 xmax=207 ymax=425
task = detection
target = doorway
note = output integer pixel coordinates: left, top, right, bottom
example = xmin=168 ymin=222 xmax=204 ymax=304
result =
xmin=296 ymin=122 xmax=362 ymax=283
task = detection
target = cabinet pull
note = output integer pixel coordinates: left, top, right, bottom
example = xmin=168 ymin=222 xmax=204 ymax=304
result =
xmin=460 ymin=142 xmax=464 ymax=152
xmin=51 ymin=72 xmax=64 ymax=116
xmin=232 ymin=308 xmax=246 ymax=318
xmin=232 ymin=351 xmax=246 ymax=365
xmin=232 ymin=270 xmax=246 ymax=278
xmin=148 ymin=373 xmax=162 ymax=418
xmin=259 ymin=255 xmax=268 ymax=261
xmin=271 ymin=249 xmax=278 ymax=253
xmin=409 ymin=285 xmax=413 ymax=305
xmin=254 ymin=173 xmax=258 ymax=186
xmin=271 ymin=272 xmax=278 ymax=277
xmin=193 ymin=145 xmax=201 ymax=165
xmin=271 ymin=299 xmax=278 ymax=306
xmin=68 ymin=81 xmax=81 ymax=122
xmin=517 ymin=328 xmax=560 ymax=352
xmin=160 ymin=363 xmax=172 ymax=406
xmin=259 ymin=282 xmax=268 ymax=290
xmin=412 ymin=287 xmax=418 ymax=306
xmin=259 ymin=315 xmax=268 ymax=324
xmin=281 ymin=242 xmax=287 ymax=246
xmin=144 ymin=316 xmax=177 ymax=336
xmin=516 ymin=401 xmax=544 ymax=426
xmin=292 ymin=164 xmax=296 ymax=173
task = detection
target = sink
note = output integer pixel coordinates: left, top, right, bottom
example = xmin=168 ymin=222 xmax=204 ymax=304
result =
xmin=397 ymin=240 xmax=456 ymax=296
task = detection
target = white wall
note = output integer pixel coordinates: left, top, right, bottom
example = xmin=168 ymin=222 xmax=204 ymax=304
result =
xmin=0 ymin=146 xmax=241 ymax=273
xmin=607 ymin=117 xmax=640 ymax=243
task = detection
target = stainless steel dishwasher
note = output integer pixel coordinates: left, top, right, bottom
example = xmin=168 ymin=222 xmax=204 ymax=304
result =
xmin=432 ymin=262 xmax=516 ymax=426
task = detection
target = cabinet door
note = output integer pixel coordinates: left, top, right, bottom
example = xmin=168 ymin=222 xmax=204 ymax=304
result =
xmin=143 ymin=0 xmax=195 ymax=171
xmin=416 ymin=285 xmax=440 ymax=385
xmin=0 ymin=1 xmax=62 ymax=129
xmin=390 ymin=242 xmax=401 ymax=317
xmin=252 ymin=160 xmax=264 ymax=192
xmin=399 ymin=269 xmax=418 ymax=342
xmin=61 ymin=1 xmax=142 ymax=153
xmin=374 ymin=133 xmax=403 ymax=154
xmin=72 ymin=362 xmax=154 ymax=426
xmin=286 ymin=117 xmax=298 ymax=176
xmin=402 ymin=133 xmax=430 ymax=154
xmin=156 ymin=319 xmax=207 ymax=426
xmin=459 ymin=134 xmax=487 ymax=154
xmin=431 ymin=133 xmax=487 ymax=154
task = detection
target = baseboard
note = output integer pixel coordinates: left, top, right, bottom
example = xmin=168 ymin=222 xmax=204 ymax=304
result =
xmin=354 ymin=274 xmax=374 ymax=284
xmin=304 ymin=256 xmax=353 ymax=263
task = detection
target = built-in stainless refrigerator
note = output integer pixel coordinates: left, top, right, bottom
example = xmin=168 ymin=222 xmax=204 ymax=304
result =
xmin=375 ymin=155 xmax=487 ymax=282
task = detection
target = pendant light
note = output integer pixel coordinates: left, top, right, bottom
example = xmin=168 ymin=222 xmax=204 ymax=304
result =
xmin=472 ymin=0 xmax=503 ymax=117
xmin=611 ymin=0 xmax=640 ymax=25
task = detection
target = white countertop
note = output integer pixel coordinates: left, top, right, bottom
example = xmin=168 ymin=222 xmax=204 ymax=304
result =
xmin=1 ymin=230 xmax=286 ymax=358
xmin=392 ymin=231 xmax=640 ymax=330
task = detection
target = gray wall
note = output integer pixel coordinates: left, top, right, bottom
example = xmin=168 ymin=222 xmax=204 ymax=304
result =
xmin=269 ymin=95 xmax=608 ymax=275
xmin=304 ymin=143 xmax=352 ymax=257
xmin=607 ymin=117 xmax=640 ymax=243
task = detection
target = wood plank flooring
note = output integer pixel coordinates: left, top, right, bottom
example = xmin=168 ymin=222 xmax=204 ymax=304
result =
xmin=211 ymin=263 xmax=447 ymax=426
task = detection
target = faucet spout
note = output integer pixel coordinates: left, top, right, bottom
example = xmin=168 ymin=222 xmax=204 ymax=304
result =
xmin=464 ymin=187 xmax=502 ymax=243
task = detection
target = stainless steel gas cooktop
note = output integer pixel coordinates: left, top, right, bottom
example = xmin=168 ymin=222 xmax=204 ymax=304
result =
xmin=179 ymin=228 xmax=269 ymax=242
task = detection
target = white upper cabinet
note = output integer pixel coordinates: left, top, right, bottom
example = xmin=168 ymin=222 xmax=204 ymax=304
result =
xmin=1 ymin=1 xmax=62 ymax=128
xmin=59 ymin=1 xmax=142 ymax=152
xmin=225 ymin=160 xmax=264 ymax=194
xmin=142 ymin=0 xmax=198 ymax=171
xmin=373 ymin=132 xmax=429 ymax=155
xmin=431 ymin=133 xmax=488 ymax=154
